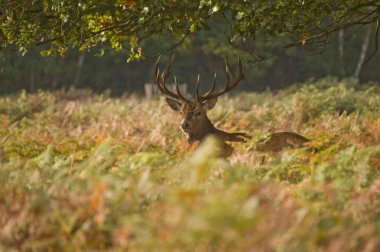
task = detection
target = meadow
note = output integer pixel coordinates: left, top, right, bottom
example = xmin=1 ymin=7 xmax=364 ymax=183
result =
xmin=1 ymin=77 xmax=380 ymax=251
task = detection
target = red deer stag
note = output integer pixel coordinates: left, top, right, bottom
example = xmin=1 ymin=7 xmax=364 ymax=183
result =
xmin=155 ymin=55 xmax=310 ymax=155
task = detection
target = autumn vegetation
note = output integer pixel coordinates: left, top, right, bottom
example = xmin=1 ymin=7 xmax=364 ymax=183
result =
xmin=1 ymin=77 xmax=380 ymax=251
xmin=1 ymin=1 xmax=380 ymax=251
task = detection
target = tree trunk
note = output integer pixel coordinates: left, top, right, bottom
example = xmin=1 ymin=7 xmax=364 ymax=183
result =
xmin=338 ymin=30 xmax=345 ymax=76
xmin=30 ymin=61 xmax=35 ymax=92
xmin=73 ymin=52 xmax=85 ymax=86
xmin=354 ymin=28 xmax=371 ymax=79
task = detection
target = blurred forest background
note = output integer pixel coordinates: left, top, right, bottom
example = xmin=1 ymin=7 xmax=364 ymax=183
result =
xmin=1 ymin=21 xmax=379 ymax=95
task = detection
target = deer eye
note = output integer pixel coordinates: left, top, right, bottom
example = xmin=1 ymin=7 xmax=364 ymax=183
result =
xmin=195 ymin=111 xmax=202 ymax=117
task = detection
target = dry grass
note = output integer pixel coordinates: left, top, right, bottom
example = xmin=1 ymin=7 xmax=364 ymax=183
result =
xmin=0 ymin=77 xmax=380 ymax=251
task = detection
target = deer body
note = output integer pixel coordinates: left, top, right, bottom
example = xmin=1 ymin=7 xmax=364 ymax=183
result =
xmin=255 ymin=131 xmax=310 ymax=152
xmin=155 ymin=55 xmax=310 ymax=155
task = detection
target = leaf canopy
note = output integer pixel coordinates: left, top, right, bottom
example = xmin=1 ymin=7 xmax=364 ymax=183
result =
xmin=1 ymin=0 xmax=379 ymax=59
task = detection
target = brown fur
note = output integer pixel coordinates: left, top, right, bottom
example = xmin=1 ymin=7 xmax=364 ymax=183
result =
xmin=255 ymin=132 xmax=310 ymax=152
xmin=178 ymin=101 xmax=249 ymax=145
xmin=156 ymin=56 xmax=309 ymax=156
xmin=254 ymin=132 xmax=311 ymax=164
xmin=167 ymin=99 xmax=311 ymax=156
xmin=165 ymin=99 xmax=248 ymax=156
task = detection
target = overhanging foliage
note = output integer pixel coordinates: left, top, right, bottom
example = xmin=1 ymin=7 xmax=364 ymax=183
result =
xmin=1 ymin=0 xmax=379 ymax=60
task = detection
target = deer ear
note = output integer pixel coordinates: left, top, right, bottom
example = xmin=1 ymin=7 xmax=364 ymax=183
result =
xmin=165 ymin=98 xmax=182 ymax=111
xmin=202 ymin=97 xmax=218 ymax=111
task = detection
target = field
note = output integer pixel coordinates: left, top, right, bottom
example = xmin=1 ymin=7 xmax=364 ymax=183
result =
xmin=1 ymin=77 xmax=380 ymax=251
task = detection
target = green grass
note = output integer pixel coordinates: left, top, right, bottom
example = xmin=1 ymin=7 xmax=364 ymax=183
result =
xmin=1 ymin=77 xmax=380 ymax=251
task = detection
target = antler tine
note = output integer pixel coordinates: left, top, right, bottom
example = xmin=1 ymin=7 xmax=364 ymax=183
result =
xmin=161 ymin=54 xmax=174 ymax=80
xmin=195 ymin=74 xmax=200 ymax=100
xmin=199 ymin=55 xmax=244 ymax=101
xmin=155 ymin=55 xmax=181 ymax=100
xmin=155 ymin=56 xmax=167 ymax=95
xmin=223 ymin=54 xmax=244 ymax=90
xmin=174 ymin=76 xmax=190 ymax=102
xmin=154 ymin=55 xmax=161 ymax=79
xmin=224 ymin=56 xmax=235 ymax=83
xmin=155 ymin=56 xmax=163 ymax=88
xmin=199 ymin=73 xmax=217 ymax=100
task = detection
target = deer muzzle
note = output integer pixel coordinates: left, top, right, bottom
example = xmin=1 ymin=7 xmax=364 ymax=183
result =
xmin=180 ymin=121 xmax=191 ymax=131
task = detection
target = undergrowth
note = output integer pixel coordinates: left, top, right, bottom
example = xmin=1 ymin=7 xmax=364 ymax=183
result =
xmin=0 ymin=78 xmax=380 ymax=251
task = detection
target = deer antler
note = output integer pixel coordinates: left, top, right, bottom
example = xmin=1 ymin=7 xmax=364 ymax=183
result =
xmin=155 ymin=55 xmax=190 ymax=103
xmin=155 ymin=55 xmax=243 ymax=103
xmin=197 ymin=55 xmax=244 ymax=102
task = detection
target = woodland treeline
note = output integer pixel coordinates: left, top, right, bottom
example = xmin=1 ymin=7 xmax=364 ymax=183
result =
xmin=0 ymin=1 xmax=379 ymax=94
xmin=1 ymin=27 xmax=379 ymax=95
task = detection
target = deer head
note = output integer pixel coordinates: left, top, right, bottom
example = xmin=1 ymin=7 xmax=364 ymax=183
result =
xmin=155 ymin=55 xmax=248 ymax=144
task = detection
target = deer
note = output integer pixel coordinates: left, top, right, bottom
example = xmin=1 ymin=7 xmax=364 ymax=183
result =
xmin=154 ymin=55 xmax=310 ymax=156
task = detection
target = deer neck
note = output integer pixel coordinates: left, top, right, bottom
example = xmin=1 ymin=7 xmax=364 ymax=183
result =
xmin=186 ymin=117 xmax=247 ymax=144
xmin=187 ymin=116 xmax=218 ymax=144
